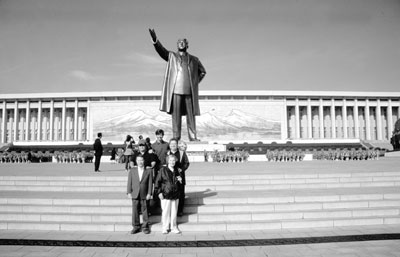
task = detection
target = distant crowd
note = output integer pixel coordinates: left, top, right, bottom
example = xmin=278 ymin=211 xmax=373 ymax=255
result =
xmin=208 ymin=149 xmax=250 ymax=163
xmin=265 ymin=149 xmax=305 ymax=162
xmin=265 ymin=148 xmax=382 ymax=162
xmin=313 ymin=148 xmax=381 ymax=161
xmin=0 ymin=150 xmax=94 ymax=163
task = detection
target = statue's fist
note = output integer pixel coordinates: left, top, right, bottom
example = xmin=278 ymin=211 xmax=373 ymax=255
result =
xmin=149 ymin=28 xmax=157 ymax=42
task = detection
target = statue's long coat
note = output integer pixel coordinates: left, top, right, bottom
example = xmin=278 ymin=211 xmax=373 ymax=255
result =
xmin=154 ymin=41 xmax=206 ymax=116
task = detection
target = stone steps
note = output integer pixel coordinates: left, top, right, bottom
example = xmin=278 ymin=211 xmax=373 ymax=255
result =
xmin=1 ymin=187 xmax=399 ymax=204
xmin=0 ymin=176 xmax=400 ymax=193
xmin=2 ymin=215 xmax=400 ymax=232
xmin=1 ymin=200 xmax=399 ymax=213
xmin=1 ymin=169 xmax=400 ymax=232
xmin=1 ymin=173 xmax=400 ymax=192
xmin=2 ymin=171 xmax=400 ymax=181
xmin=9 ymin=179 xmax=400 ymax=186
xmin=1 ymin=197 xmax=400 ymax=212
xmin=2 ymin=176 xmax=400 ymax=185
xmin=2 ymin=182 xmax=400 ymax=192
xmin=1 ymin=206 xmax=398 ymax=223
xmin=1 ymin=189 xmax=400 ymax=232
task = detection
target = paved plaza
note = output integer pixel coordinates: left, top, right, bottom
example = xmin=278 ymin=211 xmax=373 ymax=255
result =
xmin=1 ymin=158 xmax=400 ymax=256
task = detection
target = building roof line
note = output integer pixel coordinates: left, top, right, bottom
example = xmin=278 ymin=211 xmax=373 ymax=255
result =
xmin=1 ymin=90 xmax=400 ymax=100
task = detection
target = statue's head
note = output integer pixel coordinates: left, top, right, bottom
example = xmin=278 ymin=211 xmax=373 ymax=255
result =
xmin=177 ymin=38 xmax=189 ymax=52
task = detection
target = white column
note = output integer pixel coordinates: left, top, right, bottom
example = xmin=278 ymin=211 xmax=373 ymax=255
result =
xmin=307 ymin=98 xmax=312 ymax=138
xmin=77 ymin=109 xmax=82 ymax=141
xmin=331 ymin=99 xmax=336 ymax=139
xmin=395 ymin=102 xmax=400 ymax=119
xmin=365 ymin=99 xmax=371 ymax=140
xmin=295 ymin=98 xmax=300 ymax=139
xmin=74 ymin=100 xmax=78 ymax=141
xmin=354 ymin=99 xmax=360 ymax=138
xmin=87 ymin=100 xmax=92 ymax=140
xmin=282 ymin=98 xmax=288 ymax=140
xmin=343 ymin=99 xmax=348 ymax=139
xmin=319 ymin=99 xmax=324 ymax=139
xmin=376 ymin=99 xmax=382 ymax=140
xmin=13 ymin=101 xmax=18 ymax=142
xmin=388 ymin=99 xmax=393 ymax=138
xmin=61 ymin=100 xmax=66 ymax=141
xmin=26 ymin=101 xmax=30 ymax=141
xmin=1 ymin=102 xmax=6 ymax=143
xmin=37 ymin=101 xmax=42 ymax=141
xmin=49 ymin=100 xmax=54 ymax=141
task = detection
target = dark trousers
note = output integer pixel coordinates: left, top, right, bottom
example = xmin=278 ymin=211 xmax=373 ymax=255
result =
xmin=132 ymin=198 xmax=149 ymax=229
xmin=124 ymin=155 xmax=133 ymax=170
xmin=178 ymin=185 xmax=185 ymax=214
xmin=149 ymin=168 xmax=160 ymax=211
xmin=94 ymin=154 xmax=102 ymax=171
xmin=172 ymin=94 xmax=197 ymax=140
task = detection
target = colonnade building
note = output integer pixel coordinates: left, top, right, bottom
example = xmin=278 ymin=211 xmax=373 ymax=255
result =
xmin=0 ymin=91 xmax=399 ymax=145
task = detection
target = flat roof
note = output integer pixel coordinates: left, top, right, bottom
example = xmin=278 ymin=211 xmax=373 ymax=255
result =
xmin=1 ymin=90 xmax=400 ymax=100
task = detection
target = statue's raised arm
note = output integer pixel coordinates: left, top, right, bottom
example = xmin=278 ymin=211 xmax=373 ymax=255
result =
xmin=149 ymin=28 xmax=157 ymax=43
xmin=149 ymin=28 xmax=169 ymax=62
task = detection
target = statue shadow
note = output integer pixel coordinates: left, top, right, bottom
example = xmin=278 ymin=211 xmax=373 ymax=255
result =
xmin=148 ymin=189 xmax=218 ymax=225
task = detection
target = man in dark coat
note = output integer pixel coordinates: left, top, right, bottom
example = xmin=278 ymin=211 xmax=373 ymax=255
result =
xmin=149 ymin=28 xmax=206 ymax=141
xmin=152 ymin=129 xmax=169 ymax=174
xmin=395 ymin=132 xmax=400 ymax=150
xmin=127 ymin=155 xmax=153 ymax=234
xmin=93 ymin=132 xmax=103 ymax=172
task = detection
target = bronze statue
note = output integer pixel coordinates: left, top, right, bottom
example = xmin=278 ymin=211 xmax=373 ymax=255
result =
xmin=149 ymin=29 xmax=206 ymax=141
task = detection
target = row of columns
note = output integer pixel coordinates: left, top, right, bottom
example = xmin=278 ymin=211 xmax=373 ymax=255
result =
xmin=0 ymin=99 xmax=87 ymax=143
xmin=289 ymin=98 xmax=400 ymax=140
xmin=2 ymin=95 xmax=399 ymax=143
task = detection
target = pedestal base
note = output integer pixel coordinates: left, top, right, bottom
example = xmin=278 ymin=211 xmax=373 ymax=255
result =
xmin=186 ymin=142 xmax=226 ymax=162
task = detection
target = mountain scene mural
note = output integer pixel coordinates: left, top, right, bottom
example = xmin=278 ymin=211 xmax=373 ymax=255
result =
xmin=95 ymin=108 xmax=281 ymax=141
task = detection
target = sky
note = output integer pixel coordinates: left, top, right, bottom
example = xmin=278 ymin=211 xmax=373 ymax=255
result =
xmin=0 ymin=0 xmax=400 ymax=94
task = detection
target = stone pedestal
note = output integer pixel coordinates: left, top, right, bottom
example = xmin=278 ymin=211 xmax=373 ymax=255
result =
xmin=186 ymin=142 xmax=226 ymax=162
xmin=385 ymin=151 xmax=400 ymax=158
xmin=303 ymin=154 xmax=313 ymax=161
xmin=186 ymin=141 xmax=225 ymax=151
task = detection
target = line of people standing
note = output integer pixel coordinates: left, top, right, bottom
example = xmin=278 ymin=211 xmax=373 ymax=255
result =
xmin=126 ymin=129 xmax=190 ymax=235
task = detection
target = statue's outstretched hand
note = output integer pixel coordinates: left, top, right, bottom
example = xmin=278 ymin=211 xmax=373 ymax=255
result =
xmin=149 ymin=28 xmax=157 ymax=42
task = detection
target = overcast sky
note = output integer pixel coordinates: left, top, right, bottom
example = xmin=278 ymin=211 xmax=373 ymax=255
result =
xmin=1 ymin=0 xmax=400 ymax=94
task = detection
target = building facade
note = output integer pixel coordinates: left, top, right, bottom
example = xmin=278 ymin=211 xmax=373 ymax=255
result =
xmin=0 ymin=91 xmax=399 ymax=144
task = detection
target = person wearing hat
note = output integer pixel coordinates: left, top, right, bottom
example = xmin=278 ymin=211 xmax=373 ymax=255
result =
xmin=133 ymin=139 xmax=157 ymax=170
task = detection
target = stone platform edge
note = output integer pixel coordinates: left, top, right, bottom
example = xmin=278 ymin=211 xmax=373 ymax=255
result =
xmin=1 ymin=233 xmax=400 ymax=248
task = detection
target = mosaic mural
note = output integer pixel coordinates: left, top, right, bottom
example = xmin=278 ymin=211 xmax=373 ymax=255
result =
xmin=91 ymin=100 xmax=283 ymax=142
